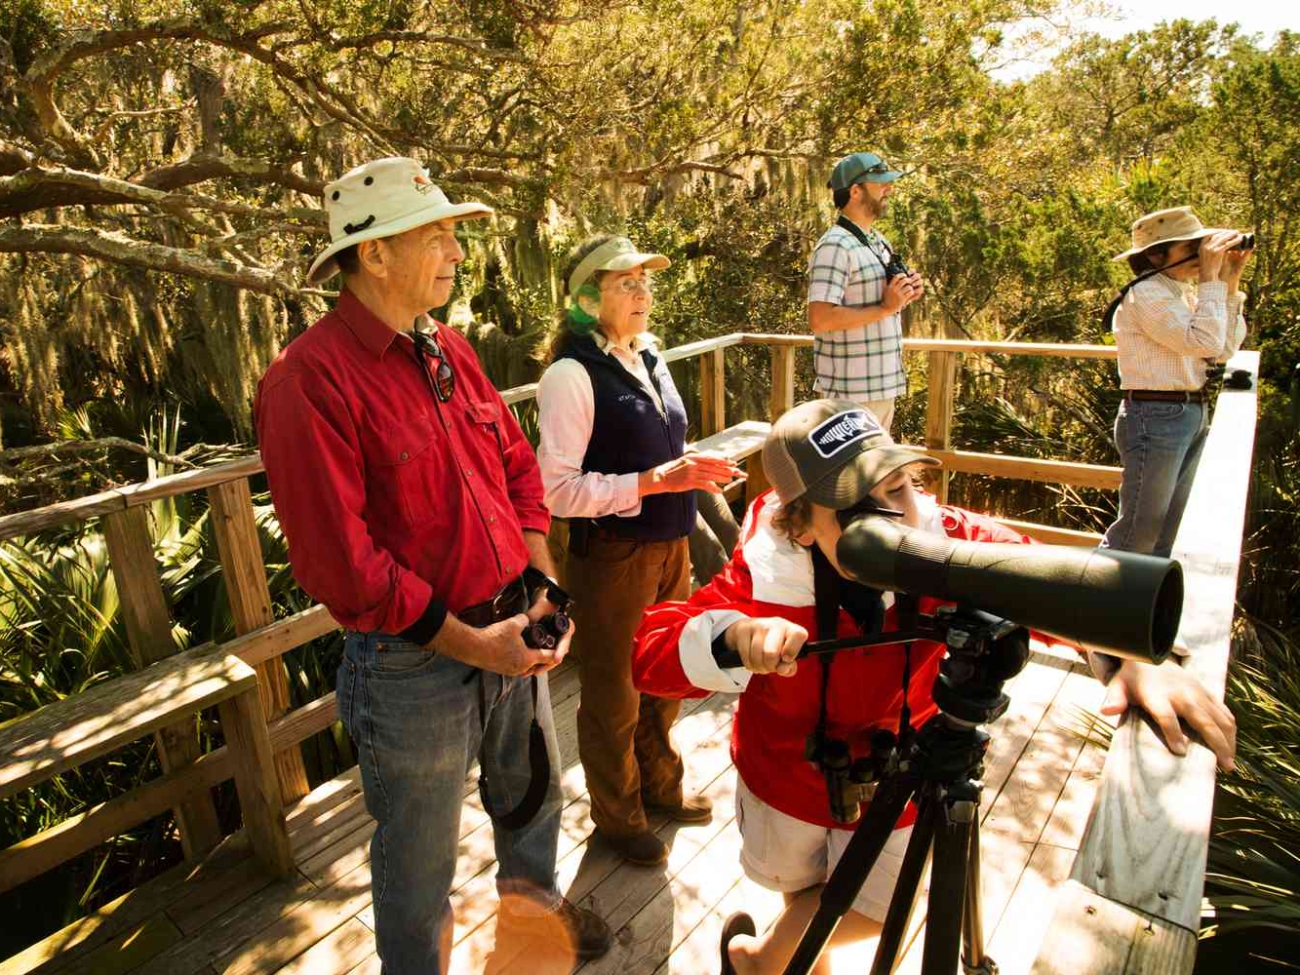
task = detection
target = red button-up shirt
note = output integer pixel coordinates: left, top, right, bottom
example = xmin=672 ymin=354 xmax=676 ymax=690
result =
xmin=254 ymin=289 xmax=550 ymax=637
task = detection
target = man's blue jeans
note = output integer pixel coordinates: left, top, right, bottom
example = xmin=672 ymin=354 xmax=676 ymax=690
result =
xmin=337 ymin=632 xmax=563 ymax=974
xmin=1102 ymin=398 xmax=1208 ymax=558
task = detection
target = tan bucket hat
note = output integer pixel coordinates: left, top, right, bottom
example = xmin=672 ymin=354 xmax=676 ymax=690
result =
xmin=306 ymin=157 xmax=493 ymax=285
xmin=762 ymin=400 xmax=939 ymax=508
xmin=1112 ymin=206 xmax=1228 ymax=262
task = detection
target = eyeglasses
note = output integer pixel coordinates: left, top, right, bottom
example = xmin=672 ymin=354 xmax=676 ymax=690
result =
xmin=602 ymin=275 xmax=653 ymax=297
xmin=862 ymin=160 xmax=891 ymax=175
xmin=412 ymin=331 xmax=456 ymax=403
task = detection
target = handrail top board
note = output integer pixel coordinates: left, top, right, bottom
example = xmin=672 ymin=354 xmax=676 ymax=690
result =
xmin=0 ymin=332 xmax=1122 ymax=541
xmin=0 ymin=646 xmax=255 ymax=800
xmin=692 ymin=419 xmax=771 ymax=461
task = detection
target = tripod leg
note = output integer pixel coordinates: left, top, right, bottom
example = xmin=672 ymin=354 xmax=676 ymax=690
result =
xmin=869 ymin=793 xmax=939 ymax=975
xmin=782 ymin=775 xmax=915 ymax=975
xmin=919 ymin=799 xmax=974 ymax=975
xmin=960 ymin=813 xmax=997 ymax=975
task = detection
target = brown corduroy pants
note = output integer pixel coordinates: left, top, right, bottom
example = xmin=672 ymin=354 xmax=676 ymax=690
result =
xmin=565 ymin=533 xmax=690 ymax=838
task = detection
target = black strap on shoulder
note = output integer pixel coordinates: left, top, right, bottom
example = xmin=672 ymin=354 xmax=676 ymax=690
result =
xmin=811 ymin=544 xmax=841 ymax=742
xmin=1102 ymin=251 xmax=1200 ymax=331
xmin=836 ymin=215 xmax=893 ymax=270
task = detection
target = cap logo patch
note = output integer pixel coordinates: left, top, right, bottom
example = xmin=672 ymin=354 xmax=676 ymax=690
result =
xmin=808 ymin=410 xmax=881 ymax=458
xmin=413 ymin=173 xmax=434 ymax=195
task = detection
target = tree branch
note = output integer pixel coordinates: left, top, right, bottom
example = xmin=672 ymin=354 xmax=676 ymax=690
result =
xmin=0 ymin=225 xmax=292 ymax=295
xmin=1 ymin=437 xmax=197 ymax=469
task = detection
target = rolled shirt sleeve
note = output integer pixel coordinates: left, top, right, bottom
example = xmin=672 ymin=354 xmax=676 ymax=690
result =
xmin=536 ymin=359 xmax=643 ymax=519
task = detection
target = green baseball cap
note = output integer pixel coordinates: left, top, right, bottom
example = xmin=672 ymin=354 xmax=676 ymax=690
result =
xmin=827 ymin=152 xmax=902 ymax=191
xmin=762 ymin=400 xmax=938 ymax=508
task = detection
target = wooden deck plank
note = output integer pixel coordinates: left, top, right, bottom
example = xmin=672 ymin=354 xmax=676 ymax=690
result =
xmin=982 ymin=666 xmax=1103 ymax=843
xmin=270 ymin=918 xmax=374 ymax=975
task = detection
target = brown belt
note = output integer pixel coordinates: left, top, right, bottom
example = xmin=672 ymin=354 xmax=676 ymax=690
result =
xmin=457 ymin=576 xmax=529 ymax=628
xmin=1126 ymin=389 xmax=1207 ymax=403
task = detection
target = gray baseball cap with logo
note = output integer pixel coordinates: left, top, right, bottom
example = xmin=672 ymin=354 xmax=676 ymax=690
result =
xmin=762 ymin=400 xmax=939 ymax=508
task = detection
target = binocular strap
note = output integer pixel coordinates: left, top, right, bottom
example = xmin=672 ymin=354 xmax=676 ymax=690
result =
xmin=479 ymin=674 xmax=551 ymax=831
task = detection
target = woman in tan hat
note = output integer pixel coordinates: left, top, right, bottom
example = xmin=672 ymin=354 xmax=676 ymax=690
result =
xmin=1102 ymin=206 xmax=1252 ymax=557
xmin=536 ymin=234 xmax=741 ymax=866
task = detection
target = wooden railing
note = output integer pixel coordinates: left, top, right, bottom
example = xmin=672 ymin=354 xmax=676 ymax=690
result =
xmin=0 ymin=334 xmax=1255 ymax=974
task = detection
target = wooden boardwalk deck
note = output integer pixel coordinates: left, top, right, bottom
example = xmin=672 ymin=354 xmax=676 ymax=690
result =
xmin=3 ymin=644 xmax=1108 ymax=975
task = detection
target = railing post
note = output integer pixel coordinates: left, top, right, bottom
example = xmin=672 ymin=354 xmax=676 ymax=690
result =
xmin=101 ymin=507 xmax=224 ymax=859
xmin=216 ymin=686 xmax=295 ymax=878
xmin=769 ymin=345 xmax=795 ymax=422
xmin=700 ymin=347 xmax=726 ymax=437
xmin=925 ymin=350 xmax=957 ymax=503
xmin=208 ymin=478 xmax=311 ymax=805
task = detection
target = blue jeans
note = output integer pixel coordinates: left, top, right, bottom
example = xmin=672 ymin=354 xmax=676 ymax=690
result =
xmin=337 ymin=632 xmax=563 ymax=975
xmin=1102 ymin=398 xmax=1208 ymax=558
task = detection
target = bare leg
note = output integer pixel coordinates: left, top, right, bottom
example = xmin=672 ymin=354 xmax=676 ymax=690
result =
xmin=728 ymin=886 xmax=882 ymax=975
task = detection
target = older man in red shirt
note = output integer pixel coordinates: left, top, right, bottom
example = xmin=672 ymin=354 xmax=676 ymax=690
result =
xmin=256 ymin=157 xmax=611 ymax=974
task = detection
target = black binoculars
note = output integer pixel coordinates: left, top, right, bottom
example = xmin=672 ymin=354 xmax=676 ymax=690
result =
xmin=806 ymin=728 xmax=898 ymax=824
xmin=524 ymin=611 xmax=571 ymax=650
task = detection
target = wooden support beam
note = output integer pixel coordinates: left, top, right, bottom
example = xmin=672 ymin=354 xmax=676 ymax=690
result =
xmin=209 ymin=478 xmax=310 ymax=806
xmin=101 ymin=507 xmax=223 ymax=859
xmin=216 ymin=687 xmax=295 ymax=879
xmin=925 ymin=350 xmax=957 ymax=503
xmin=769 ymin=345 xmax=795 ymax=423
xmin=699 ymin=348 xmax=726 ymax=437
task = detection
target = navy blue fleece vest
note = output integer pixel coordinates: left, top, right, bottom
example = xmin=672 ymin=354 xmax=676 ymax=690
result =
xmin=558 ymin=336 xmax=696 ymax=541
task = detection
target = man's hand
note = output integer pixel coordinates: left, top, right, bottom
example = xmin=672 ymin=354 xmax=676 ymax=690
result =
xmin=880 ymin=275 xmax=913 ymax=314
xmin=522 ymin=586 xmax=574 ymax=677
xmin=1102 ymin=658 xmax=1236 ymax=771
xmin=432 ymin=614 xmax=565 ymax=677
xmin=724 ymin=617 xmax=808 ymax=676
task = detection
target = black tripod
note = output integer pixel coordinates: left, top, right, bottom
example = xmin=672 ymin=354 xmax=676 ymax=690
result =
xmin=782 ymin=599 xmax=1030 ymax=975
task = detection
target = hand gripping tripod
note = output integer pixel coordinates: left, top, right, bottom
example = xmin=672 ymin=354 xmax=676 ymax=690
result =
xmin=782 ymin=597 xmax=1030 ymax=975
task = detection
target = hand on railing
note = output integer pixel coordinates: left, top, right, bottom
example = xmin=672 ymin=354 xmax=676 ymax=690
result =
xmin=1101 ymin=657 xmax=1237 ymax=771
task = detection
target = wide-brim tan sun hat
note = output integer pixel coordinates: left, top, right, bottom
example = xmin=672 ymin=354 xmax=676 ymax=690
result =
xmin=1111 ymin=206 xmax=1229 ymax=262
xmin=567 ymin=236 xmax=671 ymax=296
xmin=762 ymin=400 xmax=940 ymax=509
xmin=306 ymin=157 xmax=494 ymax=285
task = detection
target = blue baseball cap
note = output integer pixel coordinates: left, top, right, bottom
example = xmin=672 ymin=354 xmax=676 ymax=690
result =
xmin=827 ymin=152 xmax=902 ymax=191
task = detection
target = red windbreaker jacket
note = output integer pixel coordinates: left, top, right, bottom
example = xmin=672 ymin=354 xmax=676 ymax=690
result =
xmin=632 ymin=490 xmax=1040 ymax=831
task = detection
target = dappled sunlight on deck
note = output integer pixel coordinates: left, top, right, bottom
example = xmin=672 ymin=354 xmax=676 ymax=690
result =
xmin=1 ymin=648 xmax=1109 ymax=975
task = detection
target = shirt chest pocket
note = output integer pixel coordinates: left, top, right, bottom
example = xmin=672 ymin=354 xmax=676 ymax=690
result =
xmin=364 ymin=418 xmax=441 ymax=527
xmin=465 ymin=399 xmax=511 ymax=478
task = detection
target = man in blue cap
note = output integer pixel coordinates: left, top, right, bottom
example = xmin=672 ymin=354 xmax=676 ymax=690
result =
xmin=807 ymin=152 xmax=924 ymax=431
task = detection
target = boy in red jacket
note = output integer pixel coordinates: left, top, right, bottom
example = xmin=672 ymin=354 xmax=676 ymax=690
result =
xmin=632 ymin=400 xmax=1236 ymax=974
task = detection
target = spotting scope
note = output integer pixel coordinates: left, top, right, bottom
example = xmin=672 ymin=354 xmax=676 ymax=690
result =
xmin=836 ymin=518 xmax=1181 ymax=663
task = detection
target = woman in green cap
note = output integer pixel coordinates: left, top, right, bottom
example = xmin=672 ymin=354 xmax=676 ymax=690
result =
xmin=536 ymin=234 xmax=740 ymax=866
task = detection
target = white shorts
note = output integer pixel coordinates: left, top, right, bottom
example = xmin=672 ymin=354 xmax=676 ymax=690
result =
xmin=735 ymin=775 xmax=912 ymax=922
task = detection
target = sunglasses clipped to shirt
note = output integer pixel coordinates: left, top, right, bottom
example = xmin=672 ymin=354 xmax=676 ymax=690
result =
xmin=411 ymin=329 xmax=456 ymax=403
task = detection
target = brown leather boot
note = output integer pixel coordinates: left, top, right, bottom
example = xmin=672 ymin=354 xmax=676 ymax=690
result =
xmin=644 ymin=793 xmax=714 ymax=824
xmin=597 ymin=828 xmax=669 ymax=866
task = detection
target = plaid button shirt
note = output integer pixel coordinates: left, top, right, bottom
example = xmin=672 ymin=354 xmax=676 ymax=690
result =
xmin=807 ymin=223 xmax=907 ymax=399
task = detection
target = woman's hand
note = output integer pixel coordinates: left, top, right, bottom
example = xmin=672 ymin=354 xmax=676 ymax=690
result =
xmin=724 ymin=617 xmax=807 ymax=676
xmin=640 ymin=452 xmax=741 ymax=496
xmin=1197 ymin=231 xmax=1241 ymax=284
xmin=1102 ymin=658 xmax=1236 ymax=771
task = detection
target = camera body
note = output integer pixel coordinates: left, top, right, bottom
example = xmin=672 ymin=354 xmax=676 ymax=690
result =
xmin=883 ymin=253 xmax=911 ymax=284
